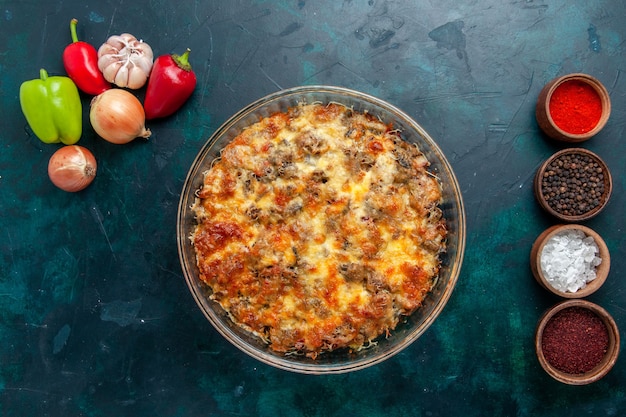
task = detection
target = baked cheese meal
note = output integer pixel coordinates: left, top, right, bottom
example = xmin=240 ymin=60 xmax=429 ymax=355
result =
xmin=191 ymin=102 xmax=447 ymax=358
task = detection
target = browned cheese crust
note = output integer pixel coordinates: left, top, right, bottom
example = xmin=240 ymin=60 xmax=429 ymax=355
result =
xmin=191 ymin=103 xmax=447 ymax=358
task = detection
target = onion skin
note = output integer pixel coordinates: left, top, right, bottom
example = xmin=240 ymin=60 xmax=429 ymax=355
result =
xmin=48 ymin=145 xmax=97 ymax=192
xmin=90 ymin=89 xmax=151 ymax=144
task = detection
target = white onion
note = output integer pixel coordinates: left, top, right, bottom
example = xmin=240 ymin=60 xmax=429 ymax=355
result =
xmin=90 ymin=89 xmax=151 ymax=144
xmin=48 ymin=145 xmax=97 ymax=192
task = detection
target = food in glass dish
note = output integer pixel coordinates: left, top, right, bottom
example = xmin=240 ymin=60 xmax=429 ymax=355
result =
xmin=190 ymin=102 xmax=447 ymax=358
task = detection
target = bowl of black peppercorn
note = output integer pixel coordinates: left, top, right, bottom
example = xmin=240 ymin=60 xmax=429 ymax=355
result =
xmin=534 ymin=148 xmax=612 ymax=222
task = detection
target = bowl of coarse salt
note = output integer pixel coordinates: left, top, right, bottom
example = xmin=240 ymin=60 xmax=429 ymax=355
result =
xmin=530 ymin=224 xmax=610 ymax=298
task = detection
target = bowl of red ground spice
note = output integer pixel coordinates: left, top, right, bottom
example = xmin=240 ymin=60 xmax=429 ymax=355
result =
xmin=536 ymin=73 xmax=611 ymax=142
xmin=534 ymin=148 xmax=612 ymax=222
xmin=530 ymin=224 xmax=610 ymax=298
xmin=535 ymin=299 xmax=620 ymax=385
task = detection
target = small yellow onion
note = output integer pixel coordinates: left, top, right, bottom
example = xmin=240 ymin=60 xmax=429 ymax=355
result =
xmin=90 ymin=89 xmax=151 ymax=144
xmin=48 ymin=145 xmax=97 ymax=192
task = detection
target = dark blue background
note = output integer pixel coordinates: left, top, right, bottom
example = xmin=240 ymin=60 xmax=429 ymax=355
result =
xmin=0 ymin=0 xmax=624 ymax=415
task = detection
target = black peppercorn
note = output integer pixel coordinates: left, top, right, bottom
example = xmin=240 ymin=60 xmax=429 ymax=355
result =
xmin=540 ymin=153 xmax=606 ymax=216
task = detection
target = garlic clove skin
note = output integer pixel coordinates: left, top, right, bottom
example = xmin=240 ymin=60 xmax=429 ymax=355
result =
xmin=97 ymin=54 xmax=119 ymax=71
xmin=131 ymin=45 xmax=154 ymax=73
xmin=126 ymin=68 xmax=148 ymax=90
xmin=113 ymin=65 xmax=131 ymax=89
xmin=118 ymin=33 xmax=138 ymax=45
xmin=97 ymin=42 xmax=118 ymax=56
xmin=101 ymin=61 xmax=123 ymax=86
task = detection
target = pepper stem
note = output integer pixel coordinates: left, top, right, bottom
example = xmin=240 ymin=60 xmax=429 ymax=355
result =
xmin=39 ymin=68 xmax=49 ymax=81
xmin=70 ymin=18 xmax=79 ymax=43
xmin=172 ymin=48 xmax=192 ymax=71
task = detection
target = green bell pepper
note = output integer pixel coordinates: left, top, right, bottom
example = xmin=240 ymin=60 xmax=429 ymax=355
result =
xmin=19 ymin=68 xmax=82 ymax=144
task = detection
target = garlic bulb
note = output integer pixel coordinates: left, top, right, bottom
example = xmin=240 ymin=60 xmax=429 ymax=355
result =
xmin=97 ymin=33 xmax=153 ymax=89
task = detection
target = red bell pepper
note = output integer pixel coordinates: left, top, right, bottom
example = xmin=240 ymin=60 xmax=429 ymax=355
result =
xmin=144 ymin=48 xmax=197 ymax=119
xmin=63 ymin=18 xmax=111 ymax=95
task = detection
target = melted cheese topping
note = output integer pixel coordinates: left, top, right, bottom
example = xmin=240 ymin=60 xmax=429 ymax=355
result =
xmin=191 ymin=103 xmax=446 ymax=358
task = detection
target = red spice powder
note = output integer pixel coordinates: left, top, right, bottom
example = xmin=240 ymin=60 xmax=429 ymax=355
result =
xmin=541 ymin=306 xmax=609 ymax=374
xmin=549 ymin=80 xmax=603 ymax=134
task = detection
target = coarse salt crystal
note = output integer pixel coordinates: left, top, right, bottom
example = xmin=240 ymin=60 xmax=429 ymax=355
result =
xmin=540 ymin=229 xmax=602 ymax=293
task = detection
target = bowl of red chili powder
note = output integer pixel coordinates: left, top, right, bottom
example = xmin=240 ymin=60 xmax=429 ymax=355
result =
xmin=536 ymin=73 xmax=611 ymax=142
xmin=535 ymin=299 xmax=620 ymax=385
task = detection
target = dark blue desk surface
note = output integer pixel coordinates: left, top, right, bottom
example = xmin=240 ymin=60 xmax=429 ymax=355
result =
xmin=1 ymin=1 xmax=625 ymax=415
